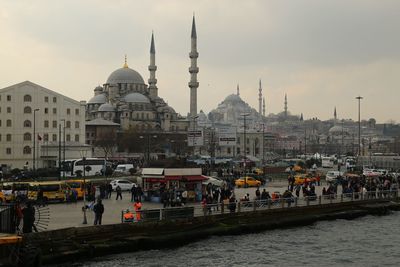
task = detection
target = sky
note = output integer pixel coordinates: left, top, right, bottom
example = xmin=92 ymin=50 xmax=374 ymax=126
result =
xmin=0 ymin=0 xmax=399 ymax=123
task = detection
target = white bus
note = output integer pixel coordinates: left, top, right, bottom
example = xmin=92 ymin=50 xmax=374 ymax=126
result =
xmin=321 ymin=157 xmax=334 ymax=168
xmin=61 ymin=158 xmax=107 ymax=177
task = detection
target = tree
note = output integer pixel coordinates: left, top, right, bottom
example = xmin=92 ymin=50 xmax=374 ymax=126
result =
xmin=95 ymin=129 xmax=117 ymax=158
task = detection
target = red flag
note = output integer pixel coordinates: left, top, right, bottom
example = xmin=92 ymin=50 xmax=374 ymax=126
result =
xmin=37 ymin=134 xmax=42 ymax=141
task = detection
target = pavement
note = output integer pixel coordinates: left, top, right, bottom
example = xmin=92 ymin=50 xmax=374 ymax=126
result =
xmin=44 ymin=180 xmax=337 ymax=230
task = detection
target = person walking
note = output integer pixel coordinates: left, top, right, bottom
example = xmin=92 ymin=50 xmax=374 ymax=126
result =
xmin=131 ymin=185 xmax=137 ymax=202
xmin=116 ymin=185 xmax=122 ymax=200
xmin=93 ymin=199 xmax=104 ymax=225
xmin=107 ymin=183 xmax=113 ymax=199
xmin=136 ymin=185 xmax=143 ymax=202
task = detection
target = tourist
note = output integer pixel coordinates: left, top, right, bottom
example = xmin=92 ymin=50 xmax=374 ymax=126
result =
xmin=181 ymin=189 xmax=188 ymax=205
xmin=255 ymin=187 xmax=261 ymax=200
xmin=93 ymin=199 xmax=104 ymax=225
xmin=107 ymin=183 xmax=113 ymax=198
xmin=116 ymin=185 xmax=122 ymax=200
xmin=130 ymin=184 xmax=137 ymax=202
xmin=22 ymin=201 xmax=36 ymax=233
xmin=136 ymin=185 xmax=143 ymax=202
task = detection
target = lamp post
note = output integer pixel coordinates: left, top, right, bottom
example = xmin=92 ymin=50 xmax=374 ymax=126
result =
xmin=60 ymin=119 xmax=66 ymax=179
xmin=82 ymin=155 xmax=88 ymax=225
xmin=139 ymin=134 xmax=158 ymax=167
xmin=240 ymin=113 xmax=250 ymax=174
xmin=356 ymin=96 xmax=363 ymax=157
xmin=33 ymin=108 xmax=40 ymax=172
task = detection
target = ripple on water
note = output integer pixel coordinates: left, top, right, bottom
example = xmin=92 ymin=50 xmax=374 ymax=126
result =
xmin=55 ymin=212 xmax=400 ymax=267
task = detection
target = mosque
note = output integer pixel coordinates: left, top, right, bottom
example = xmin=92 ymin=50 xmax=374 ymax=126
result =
xmin=85 ymin=17 xmax=200 ymax=134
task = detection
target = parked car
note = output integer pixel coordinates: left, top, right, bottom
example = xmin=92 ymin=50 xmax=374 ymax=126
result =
xmin=235 ymin=177 xmax=261 ymax=188
xmin=110 ymin=179 xmax=135 ymax=191
xmin=326 ymin=171 xmax=344 ymax=182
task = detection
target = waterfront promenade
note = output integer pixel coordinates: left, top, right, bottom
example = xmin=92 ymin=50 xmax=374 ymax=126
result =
xmin=47 ymin=181 xmax=336 ymax=230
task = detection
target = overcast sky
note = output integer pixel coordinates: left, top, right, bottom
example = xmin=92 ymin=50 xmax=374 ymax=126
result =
xmin=1 ymin=0 xmax=399 ymax=123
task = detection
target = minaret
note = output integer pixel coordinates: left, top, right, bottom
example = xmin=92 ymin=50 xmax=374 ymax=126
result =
xmin=237 ymin=84 xmax=240 ymax=96
xmin=258 ymin=79 xmax=262 ymax=115
xmin=284 ymin=93 xmax=288 ymax=118
xmin=189 ymin=15 xmax=199 ymax=119
xmin=334 ymin=106 xmax=337 ymax=120
xmin=300 ymin=113 xmax=304 ymax=121
xmin=262 ymin=97 xmax=266 ymax=116
xmin=148 ymin=32 xmax=158 ymax=98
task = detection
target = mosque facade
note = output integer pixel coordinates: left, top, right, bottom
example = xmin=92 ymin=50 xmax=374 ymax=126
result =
xmin=86 ymin=18 xmax=200 ymax=135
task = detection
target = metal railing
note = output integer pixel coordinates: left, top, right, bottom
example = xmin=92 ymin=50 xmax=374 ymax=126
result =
xmin=0 ymin=204 xmax=16 ymax=233
xmin=121 ymin=189 xmax=399 ymax=223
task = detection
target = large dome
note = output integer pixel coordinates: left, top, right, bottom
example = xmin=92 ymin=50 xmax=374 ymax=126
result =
xmin=123 ymin=93 xmax=150 ymax=103
xmin=224 ymin=94 xmax=243 ymax=103
xmin=107 ymin=67 xmax=145 ymax=84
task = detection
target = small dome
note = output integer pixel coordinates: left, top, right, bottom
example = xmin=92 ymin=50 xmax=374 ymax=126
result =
xmin=107 ymin=67 xmax=145 ymax=84
xmin=88 ymin=94 xmax=107 ymax=104
xmin=123 ymin=93 xmax=150 ymax=103
xmin=329 ymin=125 xmax=349 ymax=134
xmin=94 ymin=86 xmax=103 ymax=92
xmin=162 ymin=106 xmax=175 ymax=113
xmin=98 ymin=103 xmax=116 ymax=112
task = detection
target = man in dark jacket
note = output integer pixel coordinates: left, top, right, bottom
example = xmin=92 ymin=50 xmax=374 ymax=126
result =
xmin=22 ymin=201 xmax=36 ymax=233
xmin=93 ymin=199 xmax=104 ymax=225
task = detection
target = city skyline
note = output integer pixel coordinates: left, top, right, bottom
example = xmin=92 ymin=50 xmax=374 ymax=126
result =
xmin=1 ymin=0 xmax=399 ymax=123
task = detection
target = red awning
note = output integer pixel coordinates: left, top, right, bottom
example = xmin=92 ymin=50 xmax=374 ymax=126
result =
xmin=165 ymin=175 xmax=207 ymax=181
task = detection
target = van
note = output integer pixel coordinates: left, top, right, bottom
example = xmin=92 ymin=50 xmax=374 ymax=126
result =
xmin=113 ymin=164 xmax=134 ymax=176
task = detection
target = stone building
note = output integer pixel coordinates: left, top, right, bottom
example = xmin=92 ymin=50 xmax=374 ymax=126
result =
xmin=0 ymin=81 xmax=88 ymax=169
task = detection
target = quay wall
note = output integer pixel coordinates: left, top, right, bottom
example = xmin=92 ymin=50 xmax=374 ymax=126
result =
xmin=19 ymin=199 xmax=400 ymax=265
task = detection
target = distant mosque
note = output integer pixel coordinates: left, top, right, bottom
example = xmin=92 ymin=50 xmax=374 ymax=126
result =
xmin=86 ymin=17 xmax=200 ymax=133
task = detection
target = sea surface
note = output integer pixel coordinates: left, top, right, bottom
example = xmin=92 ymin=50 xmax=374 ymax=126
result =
xmin=57 ymin=211 xmax=400 ymax=267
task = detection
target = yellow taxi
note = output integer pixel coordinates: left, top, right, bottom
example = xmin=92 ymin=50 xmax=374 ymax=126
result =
xmin=235 ymin=177 xmax=262 ymax=188
xmin=294 ymin=173 xmax=318 ymax=185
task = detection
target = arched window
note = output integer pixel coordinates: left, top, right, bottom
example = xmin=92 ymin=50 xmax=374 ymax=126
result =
xmin=24 ymin=106 xmax=32 ymax=114
xmin=24 ymin=120 xmax=32 ymax=127
xmin=23 ymin=146 xmax=32 ymax=154
xmin=24 ymin=132 xmax=32 ymax=141
xmin=24 ymin=95 xmax=32 ymax=102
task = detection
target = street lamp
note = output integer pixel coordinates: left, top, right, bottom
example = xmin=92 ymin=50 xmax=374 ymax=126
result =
xmin=240 ymin=113 xmax=250 ymax=174
xmin=356 ymin=96 xmax=363 ymax=157
xmin=139 ymin=134 xmax=157 ymax=166
xmin=33 ymin=108 xmax=40 ymax=172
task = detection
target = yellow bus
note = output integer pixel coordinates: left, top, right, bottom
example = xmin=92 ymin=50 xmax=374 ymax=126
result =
xmin=28 ymin=181 xmax=67 ymax=203
xmin=66 ymin=179 xmax=86 ymax=200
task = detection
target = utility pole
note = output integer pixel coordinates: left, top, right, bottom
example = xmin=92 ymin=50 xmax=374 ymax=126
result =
xmin=356 ymin=96 xmax=363 ymax=157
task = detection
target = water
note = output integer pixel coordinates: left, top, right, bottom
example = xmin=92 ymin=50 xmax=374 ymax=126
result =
xmin=57 ymin=212 xmax=400 ymax=267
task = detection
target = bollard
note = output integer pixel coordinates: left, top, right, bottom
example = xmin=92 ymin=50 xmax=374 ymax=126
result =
xmin=253 ymin=200 xmax=257 ymax=212
xmin=159 ymin=209 xmax=163 ymax=221
xmin=281 ymin=199 xmax=285 ymax=209
xmin=268 ymin=199 xmax=271 ymax=209
xmin=340 ymin=194 xmax=343 ymax=202
xmin=318 ymin=195 xmax=322 ymax=205
xmin=330 ymin=195 xmax=333 ymax=204
xmin=306 ymin=197 xmax=310 ymax=206
xmin=294 ymin=197 xmax=298 ymax=207
xmin=221 ymin=202 xmax=224 ymax=214
xmin=121 ymin=210 xmax=124 ymax=223
xmin=238 ymin=202 xmax=241 ymax=213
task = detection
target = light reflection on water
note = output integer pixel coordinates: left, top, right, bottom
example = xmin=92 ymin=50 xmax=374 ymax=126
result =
xmin=55 ymin=212 xmax=400 ymax=267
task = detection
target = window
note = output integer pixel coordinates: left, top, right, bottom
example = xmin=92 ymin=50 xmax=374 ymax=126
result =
xmin=52 ymin=134 xmax=57 ymax=141
xmin=75 ymin=121 xmax=79 ymax=128
xmin=45 ymin=96 xmax=49 ymax=102
xmin=24 ymin=106 xmax=32 ymax=114
xmin=44 ymin=120 xmax=49 ymax=128
xmin=23 ymin=120 xmax=31 ymax=127
xmin=66 ymin=121 xmax=71 ymax=128
xmin=23 ymin=146 xmax=31 ymax=154
xmin=24 ymin=95 xmax=32 ymax=102
xmin=75 ymin=108 xmax=79 ymax=115
xmin=237 ymin=148 xmax=240 ymax=154
xmin=227 ymin=148 xmax=231 ymax=154
xmin=66 ymin=134 xmax=71 ymax=141
xmin=75 ymin=134 xmax=79 ymax=142
xmin=53 ymin=108 xmax=57 ymax=114
xmin=44 ymin=134 xmax=49 ymax=141
xmin=7 ymin=120 xmax=12 ymax=127
xmin=6 ymin=148 xmax=11 ymax=154
xmin=67 ymin=108 xmax=71 ymax=115
xmin=7 ymin=107 xmax=11 ymax=113
xmin=44 ymin=108 xmax=48 ymax=114
xmin=7 ymin=95 xmax=11 ymax=101
xmin=86 ymin=132 xmax=89 ymax=138
xmin=52 ymin=120 xmax=57 ymax=128
xmin=53 ymin=97 xmax=57 ymax=103
xmin=24 ymin=132 xmax=32 ymax=141
xmin=6 ymin=134 xmax=11 ymax=141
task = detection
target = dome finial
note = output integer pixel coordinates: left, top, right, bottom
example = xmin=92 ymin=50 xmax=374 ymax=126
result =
xmin=123 ymin=54 xmax=129 ymax=68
